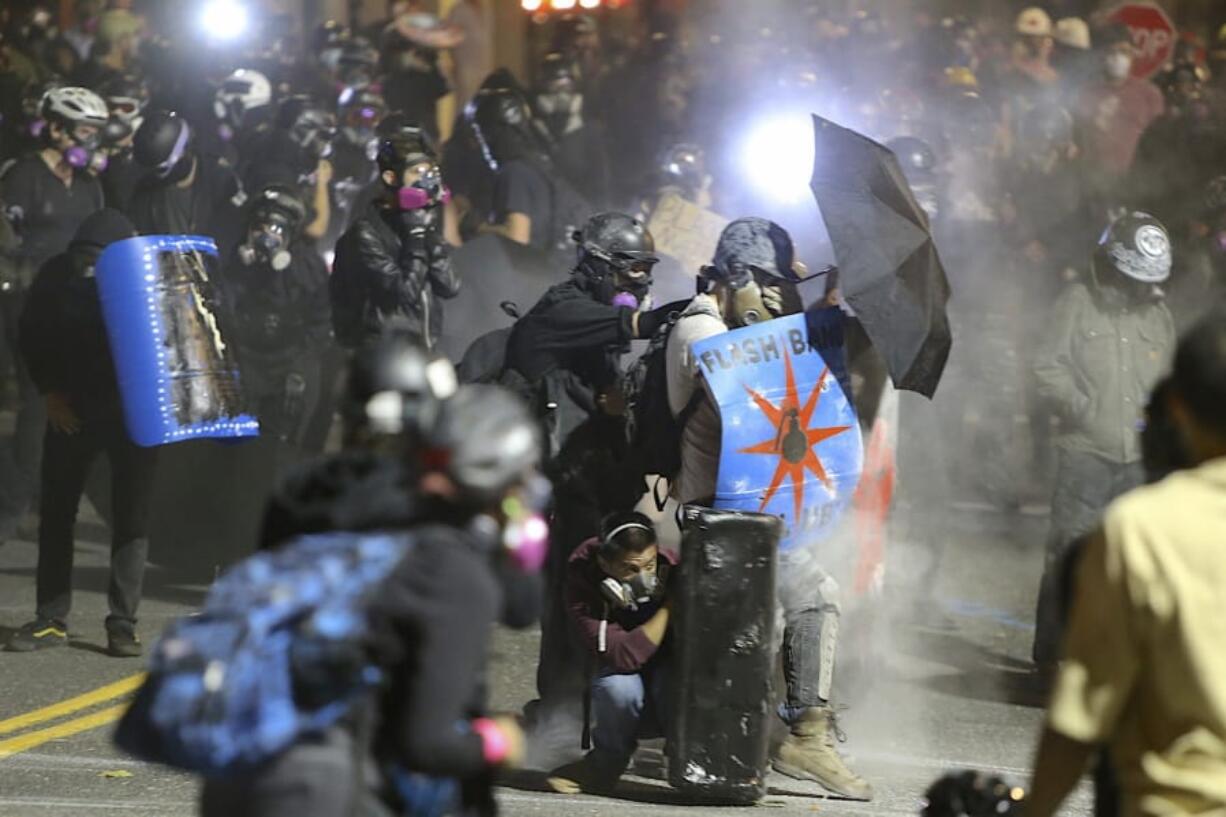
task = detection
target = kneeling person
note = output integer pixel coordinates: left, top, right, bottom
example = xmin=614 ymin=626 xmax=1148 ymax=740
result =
xmin=548 ymin=512 xmax=675 ymax=794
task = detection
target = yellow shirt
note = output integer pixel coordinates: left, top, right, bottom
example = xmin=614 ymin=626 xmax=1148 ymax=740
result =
xmin=1048 ymin=457 xmax=1226 ymax=817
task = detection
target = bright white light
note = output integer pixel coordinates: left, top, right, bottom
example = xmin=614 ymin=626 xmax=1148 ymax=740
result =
xmin=579 ymin=0 xmax=601 ymax=8
xmin=552 ymin=0 xmax=577 ymax=9
xmin=739 ymin=114 xmax=815 ymax=204
xmin=199 ymin=0 xmax=249 ymax=43
xmin=521 ymin=0 xmax=542 ymax=9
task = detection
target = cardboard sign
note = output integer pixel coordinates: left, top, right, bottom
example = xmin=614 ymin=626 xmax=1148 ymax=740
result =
xmin=647 ymin=192 xmax=729 ymax=275
xmin=695 ymin=309 xmax=863 ymax=552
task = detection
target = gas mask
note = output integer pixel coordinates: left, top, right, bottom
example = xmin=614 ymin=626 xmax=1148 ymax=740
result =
xmin=1105 ymin=52 xmax=1133 ymax=81
xmin=397 ymin=166 xmax=450 ymax=211
xmin=600 ymin=567 xmax=663 ymax=612
xmin=60 ymin=125 xmax=108 ymax=173
xmin=535 ymin=91 xmax=583 ymax=136
xmin=707 ymin=264 xmax=802 ymax=327
xmin=239 ymin=217 xmax=293 ymax=271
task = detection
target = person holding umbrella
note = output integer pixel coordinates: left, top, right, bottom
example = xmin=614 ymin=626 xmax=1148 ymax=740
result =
xmin=665 ymin=217 xmax=872 ymax=801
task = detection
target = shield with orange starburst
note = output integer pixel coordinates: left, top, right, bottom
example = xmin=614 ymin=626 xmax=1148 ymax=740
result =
xmin=692 ymin=311 xmax=863 ymax=551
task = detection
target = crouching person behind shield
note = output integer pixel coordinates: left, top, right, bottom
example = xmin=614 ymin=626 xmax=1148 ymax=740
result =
xmin=547 ymin=512 xmax=676 ymax=794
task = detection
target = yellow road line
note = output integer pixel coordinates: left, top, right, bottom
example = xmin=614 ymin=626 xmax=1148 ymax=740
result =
xmin=0 ymin=674 xmax=145 ymax=737
xmin=0 ymin=703 xmax=129 ymax=760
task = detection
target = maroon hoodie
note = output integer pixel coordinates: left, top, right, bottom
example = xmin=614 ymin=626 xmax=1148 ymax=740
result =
xmin=565 ymin=537 xmax=679 ymax=673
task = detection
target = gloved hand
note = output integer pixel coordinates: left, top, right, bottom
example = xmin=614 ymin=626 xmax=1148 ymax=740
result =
xmin=635 ymin=299 xmax=691 ymax=339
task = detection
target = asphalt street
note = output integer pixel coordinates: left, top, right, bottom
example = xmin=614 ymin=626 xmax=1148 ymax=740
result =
xmin=0 ymin=498 xmax=1092 ymax=817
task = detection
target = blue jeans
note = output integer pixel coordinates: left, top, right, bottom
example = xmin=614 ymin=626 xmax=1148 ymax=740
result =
xmin=590 ymin=666 xmax=668 ymax=774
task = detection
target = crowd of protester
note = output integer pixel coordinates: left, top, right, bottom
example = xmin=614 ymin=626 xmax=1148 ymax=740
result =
xmin=0 ymin=1 xmax=1225 ymax=815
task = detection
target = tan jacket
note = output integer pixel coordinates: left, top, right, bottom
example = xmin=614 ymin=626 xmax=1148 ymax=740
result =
xmin=1048 ymin=457 xmax=1226 ymax=817
xmin=1033 ymin=282 xmax=1174 ymax=464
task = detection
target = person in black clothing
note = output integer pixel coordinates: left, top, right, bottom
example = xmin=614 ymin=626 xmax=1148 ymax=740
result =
xmin=221 ymin=185 xmax=331 ymax=447
xmin=243 ymin=95 xmax=336 ymax=247
xmin=5 ymin=209 xmax=157 ymax=658
xmin=327 ymin=84 xmax=387 ymax=245
xmin=530 ymin=52 xmax=608 ymax=207
xmin=502 ymin=212 xmax=684 ymax=711
xmin=129 ymin=110 xmax=245 ymax=253
xmin=202 ymin=68 xmax=273 ymax=172
xmin=0 ymin=86 xmax=108 ymax=540
xmin=201 ymin=382 xmax=545 ymax=817
xmin=470 ymin=85 xmax=589 ymax=254
xmin=379 ymin=14 xmax=450 ymax=142
xmin=331 ymin=122 xmax=459 ymax=351
xmin=96 ymin=73 xmax=148 ymax=214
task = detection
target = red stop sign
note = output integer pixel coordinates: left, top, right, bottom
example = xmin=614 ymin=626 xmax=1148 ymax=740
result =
xmin=1107 ymin=2 xmax=1177 ymax=79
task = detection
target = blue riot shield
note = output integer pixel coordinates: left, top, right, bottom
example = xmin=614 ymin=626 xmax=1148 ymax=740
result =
xmin=693 ymin=308 xmax=863 ymax=552
xmin=96 ymin=235 xmax=258 ymax=447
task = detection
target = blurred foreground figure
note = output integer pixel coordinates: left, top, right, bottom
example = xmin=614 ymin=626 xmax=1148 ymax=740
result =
xmin=1026 ymin=314 xmax=1226 ymax=817
xmin=1031 ymin=212 xmax=1175 ymax=668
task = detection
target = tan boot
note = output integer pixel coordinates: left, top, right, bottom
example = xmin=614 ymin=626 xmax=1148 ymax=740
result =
xmin=772 ymin=707 xmax=874 ymax=801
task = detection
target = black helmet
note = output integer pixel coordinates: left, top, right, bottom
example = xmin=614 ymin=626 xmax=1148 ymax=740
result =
xmin=657 ymin=142 xmax=707 ymax=196
xmin=250 ymin=184 xmax=307 ymax=234
xmin=575 ymin=213 xmax=658 ymax=269
xmin=338 ymin=85 xmax=386 ymax=141
xmin=710 ymin=217 xmax=801 ymax=283
xmin=1096 ymin=211 xmax=1172 ymax=284
xmin=922 ymin=772 xmax=1023 ymax=817
xmin=424 ymin=384 xmax=542 ymax=508
xmin=536 ymin=52 xmax=579 ymax=95
xmin=886 ymin=136 xmax=937 ymax=181
xmin=468 ymin=87 xmax=539 ymax=168
xmin=376 ymin=120 xmax=437 ymax=178
xmin=276 ymin=95 xmax=336 ymax=159
xmin=133 ymin=110 xmax=194 ymax=179
xmin=343 ymin=332 xmax=458 ymax=448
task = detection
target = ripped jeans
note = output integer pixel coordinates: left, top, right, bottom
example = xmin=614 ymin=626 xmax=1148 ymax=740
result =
xmin=774 ymin=546 xmax=841 ymax=721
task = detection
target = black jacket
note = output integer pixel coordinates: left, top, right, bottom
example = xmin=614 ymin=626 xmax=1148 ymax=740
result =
xmin=18 ymin=250 xmax=122 ymax=421
xmin=330 ymin=202 xmax=460 ymax=350
xmin=220 ymin=243 xmax=332 ymax=393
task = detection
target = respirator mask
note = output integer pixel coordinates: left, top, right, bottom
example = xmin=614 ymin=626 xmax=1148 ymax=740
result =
xmin=1105 ymin=52 xmax=1133 ymax=81
xmin=239 ymin=215 xmax=294 ymax=271
xmin=61 ymin=125 xmax=108 ymax=173
xmin=600 ymin=566 xmax=664 ymax=612
xmin=702 ymin=263 xmax=801 ymax=327
xmin=397 ymin=165 xmax=451 ymax=211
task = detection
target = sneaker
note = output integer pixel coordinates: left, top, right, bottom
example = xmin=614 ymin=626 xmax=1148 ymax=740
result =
xmin=106 ymin=629 xmax=142 ymax=658
xmin=6 ymin=619 xmax=68 ymax=652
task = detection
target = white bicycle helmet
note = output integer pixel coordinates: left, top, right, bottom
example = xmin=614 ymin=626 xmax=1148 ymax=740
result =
xmin=41 ymin=87 xmax=110 ymax=129
xmin=213 ymin=69 xmax=272 ymax=125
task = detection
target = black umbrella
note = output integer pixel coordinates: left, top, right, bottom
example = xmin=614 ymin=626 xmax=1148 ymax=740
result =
xmin=809 ymin=115 xmax=952 ymax=398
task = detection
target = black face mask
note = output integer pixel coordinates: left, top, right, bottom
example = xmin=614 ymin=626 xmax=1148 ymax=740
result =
xmin=161 ymin=152 xmax=195 ymax=185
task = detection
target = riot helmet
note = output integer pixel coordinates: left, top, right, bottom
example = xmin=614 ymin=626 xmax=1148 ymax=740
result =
xmin=343 ymin=331 xmax=458 ymax=449
xmin=133 ymin=110 xmax=195 ymax=183
xmin=238 ymin=185 xmax=307 ymax=272
xmin=657 ymin=142 xmax=707 ymax=200
xmin=702 ymin=217 xmax=804 ymax=327
xmin=337 ymin=37 xmax=379 ymax=90
xmin=1095 ymin=211 xmax=1172 ymax=287
xmin=922 ymin=772 xmax=1024 ymax=817
xmin=338 ymin=84 xmax=387 ymax=152
xmin=276 ymin=95 xmax=337 ymax=161
xmin=573 ymin=213 xmax=659 ymax=306
xmin=376 ymin=119 xmax=448 ymax=213
xmin=213 ymin=69 xmax=272 ymax=132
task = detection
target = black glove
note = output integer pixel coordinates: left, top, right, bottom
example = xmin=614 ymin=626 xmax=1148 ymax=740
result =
xmin=635 ymin=299 xmax=692 ymax=339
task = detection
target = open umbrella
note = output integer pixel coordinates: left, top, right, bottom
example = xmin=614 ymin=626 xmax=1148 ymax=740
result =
xmin=809 ymin=115 xmax=952 ymax=398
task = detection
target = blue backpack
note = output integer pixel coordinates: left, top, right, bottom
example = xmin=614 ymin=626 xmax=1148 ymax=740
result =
xmin=114 ymin=531 xmax=412 ymax=776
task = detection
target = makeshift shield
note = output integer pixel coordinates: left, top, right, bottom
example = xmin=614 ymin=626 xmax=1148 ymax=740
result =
xmin=696 ymin=309 xmax=863 ymax=552
xmin=96 ymin=235 xmax=258 ymax=447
